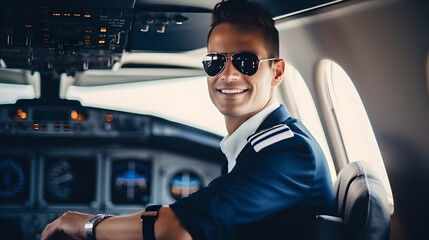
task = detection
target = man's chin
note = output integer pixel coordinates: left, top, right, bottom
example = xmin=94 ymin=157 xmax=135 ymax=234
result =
xmin=218 ymin=108 xmax=248 ymax=118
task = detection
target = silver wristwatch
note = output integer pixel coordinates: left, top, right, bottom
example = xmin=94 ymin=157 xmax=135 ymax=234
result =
xmin=84 ymin=214 xmax=114 ymax=240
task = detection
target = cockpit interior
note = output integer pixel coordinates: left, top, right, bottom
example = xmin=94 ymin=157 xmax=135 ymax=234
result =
xmin=0 ymin=0 xmax=428 ymax=239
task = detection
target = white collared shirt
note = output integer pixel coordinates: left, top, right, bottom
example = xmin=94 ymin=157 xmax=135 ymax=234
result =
xmin=220 ymin=101 xmax=280 ymax=172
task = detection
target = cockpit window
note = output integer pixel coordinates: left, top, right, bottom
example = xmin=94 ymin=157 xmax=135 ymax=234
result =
xmin=66 ymin=76 xmax=226 ymax=136
xmin=0 ymin=83 xmax=35 ymax=104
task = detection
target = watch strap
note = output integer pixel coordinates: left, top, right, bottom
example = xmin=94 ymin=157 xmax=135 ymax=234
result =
xmin=141 ymin=205 xmax=162 ymax=240
xmin=85 ymin=214 xmax=114 ymax=240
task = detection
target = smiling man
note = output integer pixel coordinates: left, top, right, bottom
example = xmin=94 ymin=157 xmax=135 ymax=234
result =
xmin=41 ymin=1 xmax=334 ymax=240
xmin=205 ymin=23 xmax=281 ymax=135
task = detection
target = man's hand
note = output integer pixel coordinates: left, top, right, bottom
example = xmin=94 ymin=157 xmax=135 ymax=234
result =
xmin=41 ymin=211 xmax=93 ymax=240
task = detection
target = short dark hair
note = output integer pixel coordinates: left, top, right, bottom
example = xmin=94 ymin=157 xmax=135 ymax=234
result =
xmin=207 ymin=0 xmax=279 ymax=58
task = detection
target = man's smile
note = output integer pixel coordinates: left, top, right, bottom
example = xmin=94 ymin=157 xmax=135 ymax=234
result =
xmin=217 ymin=89 xmax=248 ymax=95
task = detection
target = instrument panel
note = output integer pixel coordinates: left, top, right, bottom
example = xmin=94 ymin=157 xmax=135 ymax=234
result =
xmin=0 ymin=0 xmax=135 ymax=73
xmin=0 ymin=149 xmax=221 ymax=239
xmin=0 ymin=149 xmax=221 ymax=207
xmin=0 ymin=101 xmax=223 ymax=240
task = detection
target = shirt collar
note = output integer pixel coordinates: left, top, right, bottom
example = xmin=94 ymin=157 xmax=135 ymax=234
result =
xmin=220 ymin=101 xmax=280 ymax=172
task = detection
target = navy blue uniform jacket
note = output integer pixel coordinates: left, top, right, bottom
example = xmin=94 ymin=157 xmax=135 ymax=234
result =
xmin=170 ymin=105 xmax=334 ymax=240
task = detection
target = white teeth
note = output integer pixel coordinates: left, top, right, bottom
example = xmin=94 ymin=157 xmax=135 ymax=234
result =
xmin=220 ymin=89 xmax=245 ymax=94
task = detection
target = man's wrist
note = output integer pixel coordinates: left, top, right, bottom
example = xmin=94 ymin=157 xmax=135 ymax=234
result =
xmin=85 ymin=214 xmax=114 ymax=240
xmin=141 ymin=205 xmax=162 ymax=240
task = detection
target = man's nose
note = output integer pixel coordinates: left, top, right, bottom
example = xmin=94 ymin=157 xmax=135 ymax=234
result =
xmin=220 ymin=58 xmax=240 ymax=79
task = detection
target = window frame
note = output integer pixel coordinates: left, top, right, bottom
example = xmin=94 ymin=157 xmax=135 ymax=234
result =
xmin=315 ymin=59 xmax=394 ymax=213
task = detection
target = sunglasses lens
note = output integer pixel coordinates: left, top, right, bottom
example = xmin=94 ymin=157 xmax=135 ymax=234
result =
xmin=203 ymin=54 xmax=226 ymax=76
xmin=232 ymin=52 xmax=259 ymax=76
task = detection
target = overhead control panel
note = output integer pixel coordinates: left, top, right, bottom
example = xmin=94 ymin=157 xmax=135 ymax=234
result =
xmin=0 ymin=0 xmax=135 ymax=75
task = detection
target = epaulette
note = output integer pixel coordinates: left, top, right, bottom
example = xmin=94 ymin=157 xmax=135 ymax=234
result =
xmin=247 ymin=124 xmax=294 ymax=152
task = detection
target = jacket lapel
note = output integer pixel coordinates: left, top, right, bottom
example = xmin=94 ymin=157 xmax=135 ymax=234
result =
xmin=233 ymin=105 xmax=292 ymax=163
xmin=256 ymin=105 xmax=291 ymax=132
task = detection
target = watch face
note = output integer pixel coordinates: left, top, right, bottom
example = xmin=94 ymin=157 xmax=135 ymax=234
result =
xmin=169 ymin=170 xmax=202 ymax=200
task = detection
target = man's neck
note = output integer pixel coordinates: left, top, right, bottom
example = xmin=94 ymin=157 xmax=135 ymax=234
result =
xmin=224 ymin=99 xmax=278 ymax=135
xmin=225 ymin=115 xmax=250 ymax=135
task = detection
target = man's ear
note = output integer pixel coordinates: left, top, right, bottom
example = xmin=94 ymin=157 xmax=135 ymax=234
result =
xmin=271 ymin=59 xmax=285 ymax=87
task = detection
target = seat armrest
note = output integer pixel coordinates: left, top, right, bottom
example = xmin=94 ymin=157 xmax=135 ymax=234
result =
xmin=314 ymin=215 xmax=345 ymax=240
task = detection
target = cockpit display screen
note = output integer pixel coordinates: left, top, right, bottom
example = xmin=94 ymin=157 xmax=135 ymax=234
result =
xmin=33 ymin=110 xmax=70 ymax=121
xmin=0 ymin=156 xmax=30 ymax=204
xmin=111 ymin=159 xmax=151 ymax=204
xmin=43 ymin=157 xmax=96 ymax=204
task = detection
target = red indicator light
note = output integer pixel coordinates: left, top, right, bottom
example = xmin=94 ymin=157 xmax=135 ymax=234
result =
xmin=105 ymin=114 xmax=114 ymax=122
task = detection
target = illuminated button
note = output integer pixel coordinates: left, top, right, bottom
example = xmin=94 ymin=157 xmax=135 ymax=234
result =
xmin=84 ymin=14 xmax=91 ymax=18
xmin=14 ymin=108 xmax=27 ymax=121
xmin=98 ymin=39 xmax=106 ymax=44
xmin=71 ymin=110 xmax=85 ymax=121
xmin=100 ymin=27 xmax=107 ymax=33
xmin=71 ymin=110 xmax=78 ymax=120
xmin=33 ymin=123 xmax=39 ymax=131
xmin=17 ymin=109 xmax=27 ymax=120
xmin=52 ymin=13 xmax=61 ymax=17
xmin=105 ymin=114 xmax=114 ymax=122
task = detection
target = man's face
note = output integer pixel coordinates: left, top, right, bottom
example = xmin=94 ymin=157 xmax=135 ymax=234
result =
xmin=207 ymin=23 xmax=280 ymax=122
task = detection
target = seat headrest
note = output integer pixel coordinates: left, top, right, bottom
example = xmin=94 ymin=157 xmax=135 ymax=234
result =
xmin=334 ymin=161 xmax=390 ymax=240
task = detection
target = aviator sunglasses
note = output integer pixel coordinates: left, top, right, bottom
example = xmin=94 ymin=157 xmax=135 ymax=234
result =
xmin=202 ymin=52 xmax=277 ymax=76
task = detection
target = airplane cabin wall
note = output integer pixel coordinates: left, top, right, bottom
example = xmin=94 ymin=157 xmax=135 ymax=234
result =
xmin=276 ymin=0 xmax=429 ymax=239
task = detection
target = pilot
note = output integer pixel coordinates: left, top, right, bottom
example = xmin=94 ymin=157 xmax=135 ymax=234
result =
xmin=41 ymin=0 xmax=334 ymax=240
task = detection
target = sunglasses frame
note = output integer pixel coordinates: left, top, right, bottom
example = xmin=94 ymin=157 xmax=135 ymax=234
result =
xmin=202 ymin=52 xmax=277 ymax=76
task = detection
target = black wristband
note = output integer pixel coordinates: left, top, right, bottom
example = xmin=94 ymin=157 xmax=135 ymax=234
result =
xmin=141 ymin=205 xmax=162 ymax=240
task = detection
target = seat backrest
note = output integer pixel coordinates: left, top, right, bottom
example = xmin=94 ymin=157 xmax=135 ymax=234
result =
xmin=314 ymin=161 xmax=390 ymax=240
